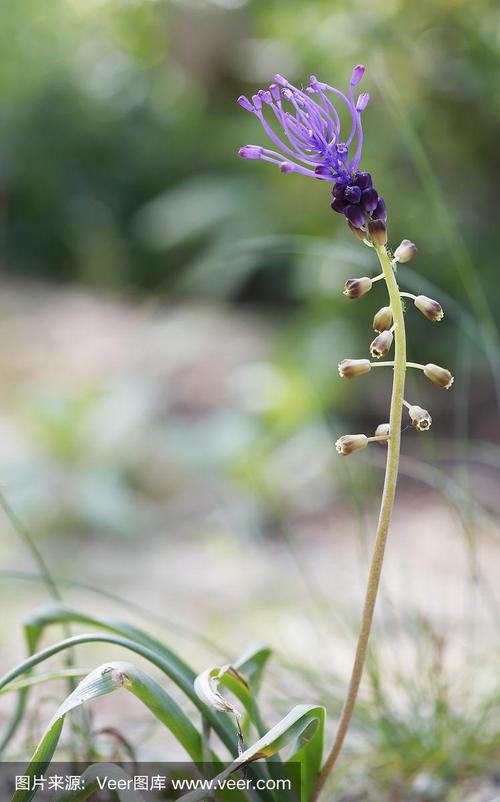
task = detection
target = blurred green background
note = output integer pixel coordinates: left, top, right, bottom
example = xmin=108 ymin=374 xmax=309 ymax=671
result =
xmin=1 ymin=1 xmax=500 ymax=799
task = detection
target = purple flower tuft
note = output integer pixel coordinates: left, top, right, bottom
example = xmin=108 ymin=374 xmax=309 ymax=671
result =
xmin=236 ymin=67 xmax=368 ymax=181
xmin=237 ymin=67 xmax=388 ymax=228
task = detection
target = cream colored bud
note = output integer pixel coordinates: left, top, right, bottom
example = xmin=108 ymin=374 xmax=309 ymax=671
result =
xmin=343 ymin=276 xmax=372 ymax=299
xmin=408 ymin=405 xmax=432 ymax=431
xmin=367 ymin=219 xmax=387 ymax=245
xmin=373 ymin=306 xmax=393 ymax=332
xmin=424 ymin=363 xmax=454 ymax=389
xmin=374 ymin=423 xmax=390 ymax=441
xmin=338 ymin=358 xmax=372 ymax=379
xmin=393 ymin=239 xmax=417 ymax=263
xmin=335 ymin=434 xmax=368 ymax=456
xmin=370 ymin=330 xmax=393 ymax=359
xmin=414 ymin=295 xmax=444 ymax=322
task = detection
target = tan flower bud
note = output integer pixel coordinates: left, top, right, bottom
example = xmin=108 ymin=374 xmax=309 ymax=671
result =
xmin=393 ymin=239 xmax=417 ymax=263
xmin=424 ymin=363 xmax=454 ymax=389
xmin=370 ymin=330 xmax=393 ymax=359
xmin=347 ymin=221 xmax=366 ymax=242
xmin=368 ymin=219 xmax=387 ymax=245
xmin=414 ymin=295 xmax=444 ymax=322
xmin=374 ymin=423 xmax=390 ymax=441
xmin=335 ymin=434 xmax=368 ymax=456
xmin=343 ymin=276 xmax=372 ymax=299
xmin=372 ymin=306 xmax=393 ymax=332
xmin=408 ymin=405 xmax=432 ymax=431
xmin=338 ymin=358 xmax=372 ymax=379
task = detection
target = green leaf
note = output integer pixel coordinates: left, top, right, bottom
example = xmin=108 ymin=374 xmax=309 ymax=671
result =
xmin=177 ymin=704 xmax=325 ymax=802
xmin=22 ymin=605 xmax=240 ymax=754
xmin=11 ymin=661 xmax=204 ymax=802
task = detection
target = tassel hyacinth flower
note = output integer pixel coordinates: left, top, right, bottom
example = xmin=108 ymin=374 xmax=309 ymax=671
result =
xmin=237 ymin=66 xmax=454 ymax=801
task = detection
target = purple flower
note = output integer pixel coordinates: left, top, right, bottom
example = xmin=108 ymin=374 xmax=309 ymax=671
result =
xmin=237 ymin=66 xmax=387 ymax=231
xmin=237 ymin=67 xmax=370 ymax=182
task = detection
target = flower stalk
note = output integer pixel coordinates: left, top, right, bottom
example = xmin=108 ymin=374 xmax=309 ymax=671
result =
xmin=236 ymin=64 xmax=455 ymax=801
xmin=310 ymin=242 xmax=406 ymax=802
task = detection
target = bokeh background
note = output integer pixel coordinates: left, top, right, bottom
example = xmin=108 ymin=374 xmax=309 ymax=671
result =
xmin=1 ymin=1 xmax=500 ymax=799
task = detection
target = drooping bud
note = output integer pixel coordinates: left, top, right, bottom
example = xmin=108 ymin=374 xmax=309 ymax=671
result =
xmin=372 ymin=197 xmax=387 ymax=223
xmin=393 ymin=239 xmax=417 ymax=263
xmin=347 ymin=221 xmax=366 ymax=242
xmin=370 ymin=330 xmax=393 ymax=359
xmin=335 ymin=434 xmax=368 ymax=456
xmin=374 ymin=423 xmax=390 ymax=441
xmin=414 ymin=295 xmax=444 ymax=322
xmin=368 ymin=219 xmax=387 ymax=246
xmin=361 ymin=188 xmax=378 ymax=212
xmin=350 ymin=65 xmax=365 ymax=86
xmin=338 ymin=358 xmax=372 ymax=378
xmin=345 ymin=204 xmax=366 ymax=228
xmin=356 ymin=172 xmax=372 ymax=189
xmin=373 ymin=306 xmax=393 ymax=332
xmin=345 ymin=185 xmax=362 ymax=204
xmin=408 ymin=405 xmax=432 ymax=432
xmin=424 ymin=363 xmax=454 ymax=389
xmin=343 ymin=276 xmax=372 ymax=299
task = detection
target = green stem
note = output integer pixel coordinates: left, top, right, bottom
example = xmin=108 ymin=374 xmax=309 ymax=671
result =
xmin=310 ymin=243 xmax=406 ymax=801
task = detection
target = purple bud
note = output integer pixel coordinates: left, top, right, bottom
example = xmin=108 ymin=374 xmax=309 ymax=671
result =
xmin=272 ymin=74 xmax=288 ymax=86
xmin=315 ymin=165 xmax=333 ymax=178
xmin=350 ymin=64 xmax=365 ymax=86
xmin=239 ymin=145 xmax=263 ymax=160
xmin=355 ymin=172 xmax=372 ymax=189
xmin=237 ymin=96 xmax=254 ymax=112
xmin=372 ymin=196 xmax=387 ymax=223
xmin=258 ymin=89 xmax=272 ymax=104
xmin=251 ymin=94 xmax=262 ymax=111
xmin=279 ymin=161 xmax=295 ymax=173
xmin=269 ymin=83 xmax=280 ymax=102
xmin=361 ymin=187 xmax=379 ymax=212
xmin=331 ymin=196 xmax=347 ymax=213
xmin=345 ymin=185 xmax=362 ymax=204
xmin=345 ymin=204 xmax=366 ymax=228
xmin=332 ymin=182 xmax=347 ymax=199
xmin=356 ymin=92 xmax=370 ymax=112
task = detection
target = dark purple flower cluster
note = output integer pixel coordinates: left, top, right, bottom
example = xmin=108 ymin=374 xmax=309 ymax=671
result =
xmin=331 ymin=172 xmax=387 ymax=231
